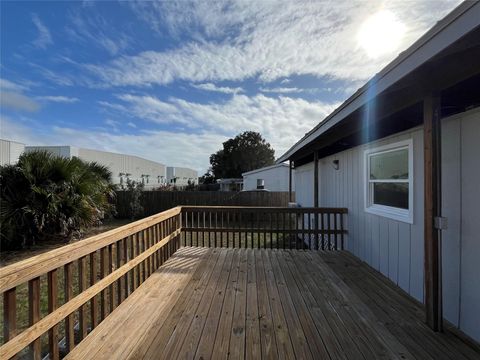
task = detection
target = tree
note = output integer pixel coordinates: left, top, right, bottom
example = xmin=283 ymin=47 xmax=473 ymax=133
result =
xmin=0 ymin=151 xmax=116 ymax=250
xmin=209 ymin=131 xmax=275 ymax=179
xmin=199 ymin=170 xmax=216 ymax=184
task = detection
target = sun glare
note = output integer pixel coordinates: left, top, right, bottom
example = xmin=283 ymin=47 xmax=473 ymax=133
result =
xmin=357 ymin=10 xmax=406 ymax=58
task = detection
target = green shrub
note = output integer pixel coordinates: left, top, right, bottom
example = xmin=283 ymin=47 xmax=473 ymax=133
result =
xmin=0 ymin=150 xmax=116 ymax=250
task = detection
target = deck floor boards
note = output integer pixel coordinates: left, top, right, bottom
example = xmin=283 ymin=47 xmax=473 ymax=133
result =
xmin=65 ymin=247 xmax=480 ymax=360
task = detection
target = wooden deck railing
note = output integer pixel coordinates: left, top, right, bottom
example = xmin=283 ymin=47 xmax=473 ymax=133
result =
xmin=0 ymin=207 xmax=182 ymax=360
xmin=0 ymin=205 xmax=347 ymax=359
xmin=180 ymin=206 xmax=348 ymax=251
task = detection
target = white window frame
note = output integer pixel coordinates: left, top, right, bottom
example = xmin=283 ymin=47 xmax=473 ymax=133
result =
xmin=364 ymin=139 xmax=414 ymax=224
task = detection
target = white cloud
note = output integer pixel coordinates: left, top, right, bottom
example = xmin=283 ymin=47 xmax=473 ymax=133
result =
xmin=36 ymin=96 xmax=79 ymax=103
xmin=0 ymin=79 xmax=28 ymax=92
xmin=191 ymin=83 xmax=243 ymax=94
xmin=65 ymin=12 xmax=130 ymax=56
xmin=87 ymin=0 xmax=461 ymax=87
xmin=1 ymin=115 xmax=223 ymax=173
xmin=127 ymin=122 xmax=137 ymax=128
xmin=31 ymin=14 xmax=53 ymax=49
xmin=260 ymin=87 xmax=303 ymax=94
xmin=0 ymin=78 xmax=40 ymax=112
xmin=99 ymin=93 xmax=340 ymax=161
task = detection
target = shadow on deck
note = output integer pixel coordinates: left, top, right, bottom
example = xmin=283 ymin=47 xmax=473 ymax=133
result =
xmin=65 ymin=247 xmax=480 ymax=360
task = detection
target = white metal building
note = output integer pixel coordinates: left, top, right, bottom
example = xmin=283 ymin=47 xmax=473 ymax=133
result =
xmin=25 ymin=146 xmax=167 ymax=189
xmin=242 ymin=163 xmax=293 ymax=191
xmin=166 ymin=166 xmax=198 ymax=188
xmin=0 ymin=139 xmax=25 ymax=166
xmin=277 ymin=2 xmax=480 ymax=342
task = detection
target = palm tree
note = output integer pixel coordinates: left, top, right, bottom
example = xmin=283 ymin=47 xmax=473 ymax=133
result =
xmin=0 ymin=150 xmax=116 ymax=250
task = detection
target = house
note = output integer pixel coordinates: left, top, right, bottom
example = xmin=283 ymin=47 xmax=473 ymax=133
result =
xmin=217 ymin=178 xmax=243 ymax=191
xmin=166 ymin=166 xmax=198 ymax=188
xmin=277 ymin=1 xmax=480 ymax=342
xmin=0 ymin=139 xmax=25 ymax=166
xmin=242 ymin=163 xmax=294 ymax=192
xmin=25 ymin=145 xmax=167 ymax=189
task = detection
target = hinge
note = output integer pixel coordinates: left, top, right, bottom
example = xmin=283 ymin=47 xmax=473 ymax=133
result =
xmin=434 ymin=216 xmax=448 ymax=230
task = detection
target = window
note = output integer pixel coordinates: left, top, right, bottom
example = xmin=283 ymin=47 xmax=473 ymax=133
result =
xmin=365 ymin=139 xmax=413 ymax=223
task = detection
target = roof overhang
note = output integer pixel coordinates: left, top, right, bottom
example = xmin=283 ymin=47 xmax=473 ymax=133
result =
xmin=277 ymin=1 xmax=480 ymax=163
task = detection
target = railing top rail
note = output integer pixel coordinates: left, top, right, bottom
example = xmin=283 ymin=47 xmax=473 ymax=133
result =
xmin=180 ymin=205 xmax=348 ymax=213
xmin=0 ymin=206 xmax=182 ymax=293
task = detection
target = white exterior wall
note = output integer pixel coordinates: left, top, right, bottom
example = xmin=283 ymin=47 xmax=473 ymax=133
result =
xmin=295 ymin=127 xmax=425 ymax=303
xmin=294 ymin=109 xmax=480 ymax=341
xmin=25 ymin=146 xmax=167 ymax=189
xmin=78 ymin=149 xmax=166 ymax=189
xmin=166 ymin=166 xmax=198 ymax=187
xmin=441 ymin=108 xmax=480 ymax=342
xmin=243 ymin=164 xmax=292 ymax=191
xmin=294 ymin=162 xmax=315 ymax=207
xmin=25 ymin=145 xmax=77 ymax=158
xmin=0 ymin=139 xmax=25 ymax=165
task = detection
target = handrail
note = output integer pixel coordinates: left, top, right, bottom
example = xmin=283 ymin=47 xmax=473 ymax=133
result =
xmin=1 ymin=207 xmax=182 ymax=359
xmin=0 ymin=207 xmax=181 ymax=293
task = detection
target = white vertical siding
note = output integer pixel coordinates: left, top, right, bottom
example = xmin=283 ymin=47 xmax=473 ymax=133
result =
xmin=0 ymin=139 xmax=25 ymax=165
xmin=442 ymin=108 xmax=480 ymax=342
xmin=293 ymin=162 xmax=314 ymax=207
xmin=308 ymin=127 xmax=425 ymax=302
xmin=243 ymin=165 xmax=291 ymax=191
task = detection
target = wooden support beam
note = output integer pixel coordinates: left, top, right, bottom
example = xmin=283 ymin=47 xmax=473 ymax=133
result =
xmin=314 ymin=151 xmax=319 ymax=249
xmin=423 ymin=93 xmax=443 ymax=332
xmin=289 ymin=160 xmax=293 ymax=203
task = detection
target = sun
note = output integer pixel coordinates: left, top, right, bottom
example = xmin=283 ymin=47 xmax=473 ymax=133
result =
xmin=357 ymin=10 xmax=406 ymax=58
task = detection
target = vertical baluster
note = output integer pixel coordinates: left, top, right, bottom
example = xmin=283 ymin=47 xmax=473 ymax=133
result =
xmin=28 ymin=277 xmax=41 ymax=359
xmin=257 ymin=212 xmax=261 ymax=249
xmin=215 ymin=211 xmax=218 ymax=247
xmin=282 ymin=211 xmax=286 ymax=250
xmin=251 ymin=211 xmax=254 ymax=249
xmin=90 ymin=252 xmax=98 ymax=329
xmin=202 ymin=210 xmax=206 ymax=246
xmin=340 ymin=212 xmax=345 ymax=250
xmin=221 ymin=211 xmax=224 ymax=247
xmin=310 ymin=212 xmax=316 ymax=250
xmin=151 ymin=227 xmax=156 ymax=269
xmin=226 ymin=211 xmax=229 ymax=248
xmin=78 ymin=257 xmax=88 ymax=340
xmin=3 ymin=288 xmax=17 ymax=348
xmin=207 ymin=211 xmax=211 ymax=247
xmin=275 ymin=212 xmax=278 ymax=250
xmin=321 ymin=212 xmax=325 ymax=250
xmin=109 ymin=244 xmax=115 ymax=311
xmin=123 ymin=237 xmax=130 ymax=297
xmin=64 ymin=263 xmax=74 ymax=353
xmin=47 ymin=270 xmax=59 ymax=360
xmin=189 ymin=212 xmax=193 ymax=247
xmin=132 ymin=234 xmax=139 ymax=290
xmin=269 ymin=212 xmax=273 ymax=249
xmin=117 ymin=239 xmax=125 ymax=304
xmin=100 ymin=247 xmax=108 ymax=318
xmin=327 ymin=212 xmax=332 ymax=250
xmin=334 ymin=213 xmax=338 ymax=250
xmin=234 ymin=210 xmax=237 ymax=248
xmin=263 ymin=211 xmax=267 ymax=249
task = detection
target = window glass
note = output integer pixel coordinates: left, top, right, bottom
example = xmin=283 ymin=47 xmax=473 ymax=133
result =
xmin=373 ymin=183 xmax=409 ymax=209
xmin=370 ymin=149 xmax=408 ymax=180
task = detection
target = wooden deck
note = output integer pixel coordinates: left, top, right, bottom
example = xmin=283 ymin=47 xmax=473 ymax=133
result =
xmin=65 ymin=247 xmax=480 ymax=360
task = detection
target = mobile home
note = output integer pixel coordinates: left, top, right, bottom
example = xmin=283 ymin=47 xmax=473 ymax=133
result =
xmin=278 ymin=2 xmax=480 ymax=342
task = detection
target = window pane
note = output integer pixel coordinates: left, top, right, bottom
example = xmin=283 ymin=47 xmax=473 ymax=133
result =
xmin=370 ymin=148 xmax=408 ymax=180
xmin=373 ymin=183 xmax=409 ymax=209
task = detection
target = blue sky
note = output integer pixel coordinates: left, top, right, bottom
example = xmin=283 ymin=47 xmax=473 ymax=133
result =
xmin=0 ymin=0 xmax=460 ymax=173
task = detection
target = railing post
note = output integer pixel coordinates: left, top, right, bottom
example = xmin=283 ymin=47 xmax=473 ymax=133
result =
xmin=314 ymin=151 xmax=319 ymax=250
